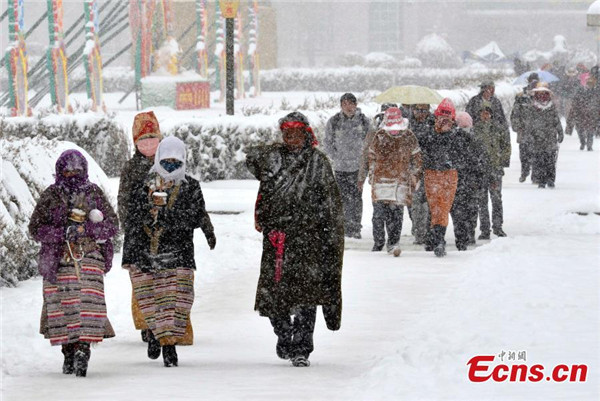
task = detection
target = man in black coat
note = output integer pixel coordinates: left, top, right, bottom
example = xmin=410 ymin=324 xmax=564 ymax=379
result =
xmin=246 ymin=112 xmax=344 ymax=367
xmin=466 ymin=80 xmax=510 ymax=133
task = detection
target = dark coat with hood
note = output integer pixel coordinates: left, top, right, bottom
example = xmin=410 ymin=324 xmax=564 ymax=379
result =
xmin=121 ymin=174 xmax=214 ymax=271
xmin=28 ymin=150 xmax=119 ymax=283
xmin=246 ymin=137 xmax=344 ymax=330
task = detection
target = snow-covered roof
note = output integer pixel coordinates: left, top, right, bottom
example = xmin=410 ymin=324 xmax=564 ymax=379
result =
xmin=473 ymin=41 xmax=506 ymax=62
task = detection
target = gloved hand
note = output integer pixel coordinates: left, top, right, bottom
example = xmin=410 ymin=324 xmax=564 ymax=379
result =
xmin=205 ymin=232 xmax=216 ymax=250
xmin=558 ymin=135 xmax=564 ymax=144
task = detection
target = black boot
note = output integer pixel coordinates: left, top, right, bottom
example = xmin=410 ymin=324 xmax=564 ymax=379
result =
xmin=74 ymin=342 xmax=91 ymax=377
xmin=276 ymin=336 xmax=292 ymax=360
xmin=61 ymin=343 xmax=76 ymax=374
xmin=424 ymin=228 xmax=435 ymax=252
xmin=162 ymin=345 xmax=178 ymax=367
xmin=147 ymin=331 xmax=161 ymax=360
xmin=433 ymin=225 xmax=447 ymax=257
xmin=141 ymin=329 xmax=150 ymax=343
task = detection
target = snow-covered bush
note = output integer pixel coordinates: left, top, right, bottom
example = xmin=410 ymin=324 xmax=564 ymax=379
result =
xmin=365 ymin=52 xmax=399 ymax=69
xmin=0 ymin=137 xmax=116 ymax=287
xmin=336 ymin=52 xmax=366 ymax=67
xmin=0 ymin=112 xmax=128 ymax=177
xmin=163 ymin=112 xmax=334 ymax=181
xmin=260 ymin=66 xmax=513 ymax=91
xmin=415 ymin=33 xmax=462 ymax=69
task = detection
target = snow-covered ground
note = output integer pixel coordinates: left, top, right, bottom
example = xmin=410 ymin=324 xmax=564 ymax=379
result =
xmin=2 ymin=93 xmax=599 ymax=400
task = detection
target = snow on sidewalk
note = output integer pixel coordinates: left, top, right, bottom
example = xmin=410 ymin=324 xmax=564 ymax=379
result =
xmin=1 ymin=132 xmax=599 ymax=401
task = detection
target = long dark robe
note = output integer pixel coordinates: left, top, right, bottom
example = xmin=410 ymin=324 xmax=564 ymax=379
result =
xmin=246 ymin=144 xmax=344 ymax=330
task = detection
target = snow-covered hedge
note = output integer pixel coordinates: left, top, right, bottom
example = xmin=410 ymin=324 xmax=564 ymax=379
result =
xmin=0 ymin=112 xmax=129 ymax=177
xmin=260 ymin=66 xmax=513 ymax=92
xmin=161 ymin=111 xmax=334 ymax=181
xmin=0 ymin=138 xmax=116 ymax=287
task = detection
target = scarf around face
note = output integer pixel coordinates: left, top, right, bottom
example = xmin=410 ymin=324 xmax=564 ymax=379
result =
xmin=54 ymin=149 xmax=92 ymax=193
xmin=150 ymin=136 xmax=187 ymax=184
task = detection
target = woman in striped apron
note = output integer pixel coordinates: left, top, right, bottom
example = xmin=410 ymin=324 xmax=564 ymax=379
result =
xmin=29 ymin=149 xmax=119 ymax=377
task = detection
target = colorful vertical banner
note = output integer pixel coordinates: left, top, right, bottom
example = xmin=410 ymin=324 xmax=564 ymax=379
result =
xmin=235 ymin=12 xmax=244 ymax=99
xmin=83 ymin=0 xmax=105 ymax=112
xmin=247 ymin=0 xmax=260 ymax=97
xmin=5 ymin=0 xmax=31 ymax=116
xmin=195 ymin=0 xmax=208 ymax=78
xmin=46 ymin=0 xmax=70 ymax=112
xmin=214 ymin=7 xmax=226 ymax=102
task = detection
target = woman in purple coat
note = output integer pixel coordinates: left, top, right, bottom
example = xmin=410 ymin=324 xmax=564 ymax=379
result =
xmin=29 ymin=150 xmax=119 ymax=377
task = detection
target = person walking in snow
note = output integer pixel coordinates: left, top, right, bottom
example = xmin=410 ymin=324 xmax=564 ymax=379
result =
xmin=466 ymin=80 xmax=510 ymax=132
xmin=566 ymin=66 xmax=600 ymax=151
xmin=358 ymin=107 xmax=422 ymax=256
xmin=451 ymin=111 xmax=485 ymax=249
xmin=511 ymin=73 xmax=540 ymax=183
xmin=29 ymin=149 xmax=119 ymax=377
xmin=324 ymin=93 xmax=372 ymax=239
xmin=472 ymin=106 xmax=511 ymax=239
xmin=118 ymin=111 xmax=162 ymax=345
xmin=525 ymin=82 xmax=564 ymax=189
xmin=246 ymin=112 xmax=344 ymax=367
xmin=407 ymin=104 xmax=435 ymax=245
xmin=122 ymin=136 xmax=216 ymax=368
xmin=419 ymin=99 xmax=465 ymax=257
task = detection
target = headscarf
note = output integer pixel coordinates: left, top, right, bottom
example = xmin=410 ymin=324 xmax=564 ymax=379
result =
xmin=278 ymin=111 xmax=318 ymax=148
xmin=54 ymin=149 xmax=91 ymax=192
xmin=150 ymin=136 xmax=187 ymax=183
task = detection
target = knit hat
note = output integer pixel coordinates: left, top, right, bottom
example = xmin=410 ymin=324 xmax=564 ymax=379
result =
xmin=527 ymin=72 xmax=539 ymax=83
xmin=279 ymin=111 xmax=318 ymax=148
xmin=132 ymin=111 xmax=162 ymax=144
xmin=455 ymin=112 xmax=473 ymax=129
xmin=434 ymin=98 xmax=456 ymax=120
xmin=382 ymin=107 xmax=409 ymax=135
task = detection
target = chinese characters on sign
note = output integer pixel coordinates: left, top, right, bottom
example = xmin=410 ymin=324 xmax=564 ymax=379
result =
xmin=175 ymin=81 xmax=210 ymax=110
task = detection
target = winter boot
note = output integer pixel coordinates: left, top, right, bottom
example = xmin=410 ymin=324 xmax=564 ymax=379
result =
xmin=478 ymin=231 xmax=490 ymax=240
xmin=141 ymin=329 xmax=150 ymax=343
xmin=371 ymin=243 xmax=384 ymax=252
xmin=493 ymin=228 xmax=507 ymax=237
xmin=276 ymin=337 xmax=292 ymax=360
xmin=433 ymin=225 xmax=447 ymax=258
xmin=291 ymin=355 xmax=310 ymax=367
xmin=74 ymin=342 xmax=91 ymax=377
xmin=147 ymin=331 xmax=161 ymax=360
xmin=61 ymin=343 xmax=76 ymax=374
xmin=162 ymin=345 xmax=178 ymax=367
xmin=424 ymin=229 xmax=435 ymax=252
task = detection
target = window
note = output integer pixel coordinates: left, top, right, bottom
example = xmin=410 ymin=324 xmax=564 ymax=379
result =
xmin=369 ymin=2 xmax=401 ymax=54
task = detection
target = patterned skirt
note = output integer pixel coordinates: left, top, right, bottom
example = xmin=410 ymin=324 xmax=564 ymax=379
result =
xmin=40 ymin=249 xmax=114 ymax=346
xmin=130 ymin=268 xmax=194 ymax=346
